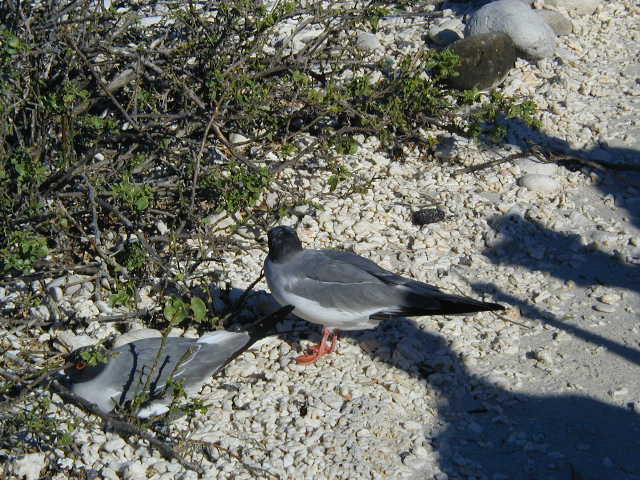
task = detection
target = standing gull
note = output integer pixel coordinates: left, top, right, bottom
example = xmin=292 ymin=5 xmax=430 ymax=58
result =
xmin=62 ymin=306 xmax=291 ymax=417
xmin=265 ymin=226 xmax=504 ymax=364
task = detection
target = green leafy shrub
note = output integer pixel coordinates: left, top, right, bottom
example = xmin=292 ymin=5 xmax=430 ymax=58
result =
xmin=1 ymin=231 xmax=49 ymax=273
xmin=116 ymin=242 xmax=148 ymax=274
xmin=113 ymin=177 xmax=154 ymax=213
xmin=0 ymin=395 xmax=76 ymax=453
xmin=164 ymin=295 xmax=208 ymax=324
xmin=465 ymin=90 xmax=541 ymax=142
xmin=202 ymin=164 xmax=270 ymax=215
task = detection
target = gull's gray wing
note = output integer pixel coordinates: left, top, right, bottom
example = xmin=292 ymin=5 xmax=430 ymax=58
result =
xmin=280 ymin=249 xmax=415 ymax=314
xmin=319 ymin=250 xmax=449 ymax=294
xmin=283 ymin=249 xmax=501 ymax=317
xmin=110 ymin=334 xmax=249 ymax=405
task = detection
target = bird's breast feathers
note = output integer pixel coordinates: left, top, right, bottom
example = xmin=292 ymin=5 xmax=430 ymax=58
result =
xmin=266 ymin=269 xmax=378 ymax=330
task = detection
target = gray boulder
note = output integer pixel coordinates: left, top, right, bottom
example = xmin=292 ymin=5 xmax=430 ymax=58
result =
xmin=465 ymin=0 xmax=557 ymax=59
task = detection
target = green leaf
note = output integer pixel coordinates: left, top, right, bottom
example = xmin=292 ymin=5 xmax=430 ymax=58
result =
xmin=135 ymin=196 xmax=149 ymax=211
xmin=190 ymin=297 xmax=207 ymax=323
xmin=328 ymin=175 xmax=339 ymax=192
xmin=164 ymin=297 xmax=188 ymax=323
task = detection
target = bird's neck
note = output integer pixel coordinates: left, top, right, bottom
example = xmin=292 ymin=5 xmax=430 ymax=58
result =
xmin=269 ymin=241 xmax=302 ymax=263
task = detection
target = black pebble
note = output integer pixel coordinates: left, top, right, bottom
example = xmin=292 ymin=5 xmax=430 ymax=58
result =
xmin=412 ymin=208 xmax=446 ymax=226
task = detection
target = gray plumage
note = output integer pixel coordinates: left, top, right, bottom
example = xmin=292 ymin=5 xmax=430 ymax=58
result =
xmin=265 ymin=226 xmax=504 ymax=333
xmin=62 ymin=308 xmax=291 ymax=417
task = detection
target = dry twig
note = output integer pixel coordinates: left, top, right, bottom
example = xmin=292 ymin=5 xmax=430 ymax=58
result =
xmin=49 ymin=381 xmax=205 ymax=474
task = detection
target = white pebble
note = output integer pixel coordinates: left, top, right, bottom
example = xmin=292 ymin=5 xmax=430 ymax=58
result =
xmin=6 ymin=453 xmax=46 ymax=480
xmin=518 ymin=174 xmax=561 ymax=193
xmin=593 ymin=304 xmax=615 ymax=313
xmin=103 ymin=437 xmax=126 ymax=453
xmin=608 ymin=387 xmax=628 ymax=398
xmin=598 ymin=294 xmax=620 ymax=305
xmin=48 ymin=286 xmax=63 ymax=302
xmin=30 ymin=305 xmax=50 ymax=322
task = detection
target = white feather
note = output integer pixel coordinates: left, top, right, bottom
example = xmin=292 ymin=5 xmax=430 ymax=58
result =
xmin=71 ymin=382 xmax=121 ymax=413
xmin=270 ymin=287 xmax=379 ymax=330
xmin=137 ymin=403 xmax=170 ymax=418
xmin=197 ymin=330 xmax=247 ymax=345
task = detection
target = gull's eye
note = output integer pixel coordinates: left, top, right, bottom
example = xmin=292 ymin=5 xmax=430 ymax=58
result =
xmin=74 ymin=363 xmax=86 ymax=370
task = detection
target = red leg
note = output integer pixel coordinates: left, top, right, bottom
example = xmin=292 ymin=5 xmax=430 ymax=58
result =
xmin=295 ymin=328 xmax=339 ymax=364
xmin=307 ymin=328 xmax=331 ymax=353
xmin=328 ymin=329 xmax=340 ymax=353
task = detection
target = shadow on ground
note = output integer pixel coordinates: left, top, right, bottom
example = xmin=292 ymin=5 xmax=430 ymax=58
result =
xmin=409 ymin=116 xmax=639 ymax=476
xmin=483 ymin=212 xmax=639 ymax=293
xmin=348 ymin=308 xmax=640 ymax=480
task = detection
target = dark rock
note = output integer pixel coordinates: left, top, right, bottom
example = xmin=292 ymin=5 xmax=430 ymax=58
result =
xmin=431 ymin=28 xmax=462 ymax=46
xmin=445 ymin=33 xmax=517 ymax=91
xmin=412 ymin=208 xmax=446 ymax=226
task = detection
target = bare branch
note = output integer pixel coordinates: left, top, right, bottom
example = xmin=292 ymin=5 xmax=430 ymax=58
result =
xmin=49 ymin=381 xmax=204 ymax=474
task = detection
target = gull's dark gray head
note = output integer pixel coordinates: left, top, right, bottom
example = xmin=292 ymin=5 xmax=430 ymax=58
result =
xmin=267 ymin=226 xmax=303 ymax=262
xmin=64 ymin=346 xmax=109 ymax=384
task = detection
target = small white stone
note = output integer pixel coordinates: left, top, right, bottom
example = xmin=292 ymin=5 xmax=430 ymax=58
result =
xmin=545 ymin=0 xmax=602 ymax=15
xmin=293 ymin=204 xmax=312 ymax=217
xmin=283 ymin=454 xmax=294 ymax=468
xmin=225 ymin=359 xmax=257 ymax=377
xmin=95 ymin=300 xmax=113 ymax=314
xmin=356 ymin=31 xmax=382 ymax=51
xmin=56 ymin=331 xmax=95 ymax=351
xmin=591 ymin=231 xmax=618 ymax=246
xmin=593 ymin=304 xmax=615 ymax=313
xmin=428 ymin=19 xmax=463 ymax=46
xmin=121 ymin=460 xmax=147 ymax=480
xmin=7 ymin=453 xmax=46 ymax=480
xmin=533 ymin=349 xmax=553 ymax=364
xmin=204 ymin=212 xmax=235 ymax=230
xmin=31 ymin=280 xmax=43 ymax=293
xmin=229 ymin=133 xmax=250 ymax=145
xmin=113 ymin=328 xmax=162 ymax=348
xmin=402 ymin=453 xmax=427 ymax=469
xmin=265 ymin=191 xmax=279 ymax=209
xmin=598 ymin=294 xmax=620 ymax=305
xmin=48 ymin=286 xmax=63 ymax=302
xmin=64 ymin=283 xmax=82 ymax=297
xmin=516 ymin=156 xmax=557 ymax=176
xmin=30 ymin=305 xmax=50 ymax=322
xmin=101 ymin=467 xmax=119 ymax=480
xmin=156 ymin=221 xmax=169 ymax=235
xmin=103 ymin=437 xmax=126 ymax=453
xmin=352 ymin=220 xmax=377 ymax=237
xmin=518 ymin=174 xmax=561 ymax=193
xmin=73 ymin=298 xmax=100 ymax=318
xmin=47 ymin=277 xmax=67 ymax=289
xmin=138 ymin=16 xmax=162 ymax=27
xmin=608 ymin=387 xmax=628 ymax=398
